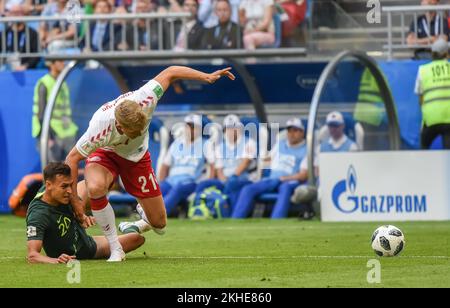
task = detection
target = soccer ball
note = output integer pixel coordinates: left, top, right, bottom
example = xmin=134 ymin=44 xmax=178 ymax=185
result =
xmin=371 ymin=225 xmax=405 ymax=257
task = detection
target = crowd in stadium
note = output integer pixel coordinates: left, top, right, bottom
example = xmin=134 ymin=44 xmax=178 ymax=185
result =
xmin=104 ymin=111 xmax=358 ymax=220
xmin=0 ymin=0 xmax=310 ymax=70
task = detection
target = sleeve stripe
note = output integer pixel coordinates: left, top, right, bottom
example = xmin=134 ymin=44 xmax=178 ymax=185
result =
xmin=76 ymin=144 xmax=89 ymax=157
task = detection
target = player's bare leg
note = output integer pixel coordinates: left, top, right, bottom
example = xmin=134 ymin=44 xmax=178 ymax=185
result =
xmin=93 ymin=234 xmax=145 ymax=259
xmin=76 ymin=180 xmax=89 ymax=208
xmin=136 ymin=195 xmax=167 ymax=235
xmin=85 ymin=163 xmax=125 ymax=262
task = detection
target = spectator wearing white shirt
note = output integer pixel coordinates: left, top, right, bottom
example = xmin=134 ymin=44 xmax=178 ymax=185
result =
xmin=158 ymin=114 xmax=216 ymax=216
xmin=291 ymin=111 xmax=358 ymax=220
xmin=194 ymin=114 xmax=257 ymax=211
xmin=39 ymin=0 xmax=77 ymax=52
xmin=239 ymin=0 xmax=274 ymax=49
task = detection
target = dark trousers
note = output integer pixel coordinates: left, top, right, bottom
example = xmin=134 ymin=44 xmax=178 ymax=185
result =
xmin=421 ymin=124 xmax=450 ymax=149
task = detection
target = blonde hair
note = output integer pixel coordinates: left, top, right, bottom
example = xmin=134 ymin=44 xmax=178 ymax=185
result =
xmin=115 ymin=100 xmax=147 ymax=131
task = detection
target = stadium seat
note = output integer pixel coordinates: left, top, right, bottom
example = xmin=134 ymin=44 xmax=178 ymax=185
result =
xmin=28 ymin=21 xmax=39 ymax=32
xmin=430 ymin=136 xmax=444 ymax=150
xmin=260 ymin=14 xmax=282 ymax=49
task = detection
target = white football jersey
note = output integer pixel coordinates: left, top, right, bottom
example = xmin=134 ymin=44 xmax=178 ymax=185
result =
xmin=76 ymin=80 xmax=164 ymax=162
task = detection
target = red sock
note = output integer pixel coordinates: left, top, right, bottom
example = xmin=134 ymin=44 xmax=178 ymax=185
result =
xmin=90 ymin=196 xmax=109 ymax=211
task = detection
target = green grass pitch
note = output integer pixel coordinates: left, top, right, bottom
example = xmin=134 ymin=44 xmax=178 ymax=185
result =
xmin=0 ymin=215 xmax=449 ymax=288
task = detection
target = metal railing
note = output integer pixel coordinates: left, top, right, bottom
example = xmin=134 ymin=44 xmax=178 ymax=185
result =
xmin=384 ymin=5 xmax=450 ymax=60
xmin=0 ymin=12 xmax=191 ymax=63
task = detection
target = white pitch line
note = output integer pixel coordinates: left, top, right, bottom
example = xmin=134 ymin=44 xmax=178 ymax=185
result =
xmin=1 ymin=256 xmax=449 ymax=261
xmin=147 ymin=255 xmax=450 ymax=260
xmin=0 ymin=257 xmax=23 ymax=260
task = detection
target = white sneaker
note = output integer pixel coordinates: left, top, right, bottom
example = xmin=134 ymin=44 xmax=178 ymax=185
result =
xmin=136 ymin=203 xmax=150 ymax=224
xmin=107 ymin=247 xmax=126 ymax=262
xmin=118 ymin=220 xmax=151 ymax=234
xmin=136 ymin=204 xmax=166 ymax=236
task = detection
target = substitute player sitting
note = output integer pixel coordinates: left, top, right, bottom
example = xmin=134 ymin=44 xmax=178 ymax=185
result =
xmin=26 ymin=163 xmax=145 ymax=264
xmin=65 ymin=66 xmax=235 ymax=262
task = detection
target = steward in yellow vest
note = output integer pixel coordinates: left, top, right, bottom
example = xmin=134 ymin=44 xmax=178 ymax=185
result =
xmin=415 ymin=38 xmax=450 ymax=149
xmin=32 ymin=60 xmax=78 ymax=161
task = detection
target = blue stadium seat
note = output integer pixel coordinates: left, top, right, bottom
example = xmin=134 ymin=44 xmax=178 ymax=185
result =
xmin=430 ymin=136 xmax=443 ymax=150
xmin=260 ymin=14 xmax=282 ymax=49
xmin=107 ymin=192 xmax=135 ymax=204
xmin=28 ymin=21 xmax=39 ymax=32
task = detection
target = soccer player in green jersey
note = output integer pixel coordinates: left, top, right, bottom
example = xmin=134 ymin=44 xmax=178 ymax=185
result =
xmin=26 ymin=162 xmax=145 ymax=264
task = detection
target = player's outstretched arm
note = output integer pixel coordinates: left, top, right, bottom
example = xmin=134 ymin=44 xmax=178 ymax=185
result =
xmin=154 ymin=66 xmax=236 ymax=91
xmin=65 ymin=147 xmax=95 ymax=228
xmin=27 ymin=240 xmax=75 ymax=264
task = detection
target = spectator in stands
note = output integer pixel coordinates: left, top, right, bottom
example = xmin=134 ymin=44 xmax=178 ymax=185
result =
xmin=159 ymin=0 xmax=183 ymax=12
xmin=0 ymin=5 xmax=39 ymax=70
xmin=174 ymin=0 xmax=204 ymax=51
xmin=198 ymin=0 xmax=240 ymax=28
xmin=39 ymin=0 xmax=77 ymax=53
xmin=202 ymin=0 xmax=242 ymax=49
xmin=80 ymin=0 xmax=120 ymax=51
xmin=0 ymin=0 xmax=33 ymax=15
xmin=114 ymin=0 xmax=134 ymax=12
xmin=276 ymin=0 xmax=307 ymax=47
xmin=239 ymin=0 xmax=275 ymax=49
xmin=28 ymin=0 xmax=49 ymax=15
xmin=194 ymin=114 xmax=257 ymax=211
xmin=232 ymin=118 xmax=307 ymax=219
xmin=407 ymin=0 xmax=449 ymax=58
xmin=32 ymin=60 xmax=78 ymax=162
xmin=116 ymin=0 xmax=161 ymax=51
xmin=80 ymin=0 xmax=120 ymax=52
xmin=291 ymin=111 xmax=358 ymax=220
xmin=158 ymin=114 xmax=215 ymax=216
xmin=415 ymin=38 xmax=450 ymax=149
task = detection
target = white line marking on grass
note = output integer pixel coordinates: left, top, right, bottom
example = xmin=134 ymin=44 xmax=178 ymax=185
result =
xmin=1 ymin=256 xmax=449 ymax=261
xmin=147 ymin=255 xmax=450 ymax=260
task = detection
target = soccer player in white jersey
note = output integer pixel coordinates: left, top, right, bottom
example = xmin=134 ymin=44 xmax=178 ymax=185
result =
xmin=65 ymin=66 xmax=235 ymax=262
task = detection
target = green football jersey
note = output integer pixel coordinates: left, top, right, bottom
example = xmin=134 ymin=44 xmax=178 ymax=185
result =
xmin=26 ymin=187 xmax=97 ymax=259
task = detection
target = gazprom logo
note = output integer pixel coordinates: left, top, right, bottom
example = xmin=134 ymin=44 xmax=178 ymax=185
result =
xmin=332 ymin=165 xmax=427 ymax=214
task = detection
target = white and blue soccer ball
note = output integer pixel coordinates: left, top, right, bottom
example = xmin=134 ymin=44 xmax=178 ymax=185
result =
xmin=371 ymin=225 xmax=405 ymax=257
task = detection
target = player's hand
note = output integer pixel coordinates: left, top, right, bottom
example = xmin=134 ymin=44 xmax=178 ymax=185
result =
xmin=80 ymin=215 xmax=96 ymax=229
xmin=57 ymin=254 xmax=76 ymax=264
xmin=205 ymin=67 xmax=236 ymax=84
